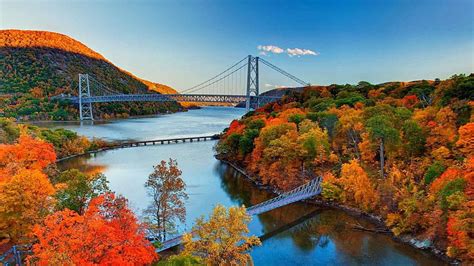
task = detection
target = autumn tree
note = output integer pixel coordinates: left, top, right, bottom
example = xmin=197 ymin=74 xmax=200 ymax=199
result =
xmin=298 ymin=123 xmax=330 ymax=165
xmin=0 ymin=133 xmax=56 ymax=180
xmin=340 ymin=160 xmax=379 ymax=211
xmin=456 ymin=122 xmax=474 ymax=157
xmin=31 ymin=193 xmax=157 ymax=265
xmin=54 ymin=169 xmax=110 ymax=214
xmin=144 ymin=159 xmax=188 ymax=242
xmin=182 ymin=205 xmax=261 ymax=265
xmin=0 ymin=118 xmax=20 ymax=143
xmin=0 ymin=169 xmax=55 ymax=242
xmin=213 ymin=76 xmax=474 ymax=262
xmin=333 ymin=106 xmax=364 ymax=158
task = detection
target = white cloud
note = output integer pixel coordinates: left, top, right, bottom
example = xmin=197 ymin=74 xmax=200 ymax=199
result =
xmin=264 ymin=83 xmax=291 ymax=89
xmin=257 ymin=45 xmax=285 ymax=55
xmin=286 ymin=48 xmax=319 ymax=57
xmin=257 ymin=45 xmax=319 ymax=57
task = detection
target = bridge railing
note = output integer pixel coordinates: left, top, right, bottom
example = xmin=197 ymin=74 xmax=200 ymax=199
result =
xmin=157 ymin=176 xmax=322 ymax=252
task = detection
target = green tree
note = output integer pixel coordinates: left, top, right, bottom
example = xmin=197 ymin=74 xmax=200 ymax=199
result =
xmin=54 ymin=169 xmax=110 ymax=214
xmin=156 ymin=254 xmax=203 ymax=266
xmin=239 ymin=129 xmax=259 ymax=155
xmin=424 ymin=161 xmax=445 ymax=184
xmin=366 ymin=115 xmax=400 ymax=178
xmin=402 ymin=120 xmax=426 ymax=157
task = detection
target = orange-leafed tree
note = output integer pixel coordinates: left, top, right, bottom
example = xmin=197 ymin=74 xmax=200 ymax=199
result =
xmin=447 ymin=205 xmax=474 ymax=260
xmin=401 ymin=94 xmax=419 ymax=109
xmin=0 ymin=133 xmax=56 ymax=180
xmin=0 ymin=169 xmax=55 ymax=242
xmin=31 ymin=193 xmax=157 ymax=265
xmin=143 ymin=159 xmax=188 ymax=242
xmin=456 ymin=122 xmax=474 ymax=157
xmin=340 ymin=160 xmax=379 ymax=211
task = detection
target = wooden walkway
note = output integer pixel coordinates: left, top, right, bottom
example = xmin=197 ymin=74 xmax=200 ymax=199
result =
xmin=116 ymin=135 xmax=219 ymax=148
xmin=56 ymin=135 xmax=220 ymax=162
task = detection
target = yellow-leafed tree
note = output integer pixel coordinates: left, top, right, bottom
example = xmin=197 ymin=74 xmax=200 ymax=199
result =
xmin=182 ymin=205 xmax=261 ymax=265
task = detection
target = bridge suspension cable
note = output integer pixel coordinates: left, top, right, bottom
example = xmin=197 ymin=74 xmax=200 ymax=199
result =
xmin=259 ymin=57 xmax=310 ymax=86
xmin=86 ymin=75 xmax=122 ymax=96
xmin=180 ymin=56 xmax=248 ymax=94
xmin=182 ymin=62 xmax=248 ymax=94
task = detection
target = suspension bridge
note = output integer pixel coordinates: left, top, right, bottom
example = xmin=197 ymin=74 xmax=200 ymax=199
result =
xmin=157 ymin=176 xmax=322 ymax=252
xmin=53 ymin=55 xmax=310 ymax=120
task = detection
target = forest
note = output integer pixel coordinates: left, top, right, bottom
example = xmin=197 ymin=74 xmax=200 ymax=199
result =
xmin=0 ymin=30 xmax=182 ymax=121
xmin=216 ymin=74 xmax=473 ymax=262
xmin=0 ymin=119 xmax=260 ymax=265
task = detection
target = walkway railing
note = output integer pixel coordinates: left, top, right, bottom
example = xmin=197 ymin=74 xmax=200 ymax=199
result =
xmin=0 ymin=245 xmax=31 ymax=266
xmin=157 ymin=176 xmax=322 ymax=252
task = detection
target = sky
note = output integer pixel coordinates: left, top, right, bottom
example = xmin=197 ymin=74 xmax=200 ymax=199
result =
xmin=1 ymin=0 xmax=473 ymax=91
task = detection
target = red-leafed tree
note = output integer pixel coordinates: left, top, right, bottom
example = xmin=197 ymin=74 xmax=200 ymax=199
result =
xmin=31 ymin=193 xmax=158 ymax=265
xmin=0 ymin=133 xmax=56 ymax=181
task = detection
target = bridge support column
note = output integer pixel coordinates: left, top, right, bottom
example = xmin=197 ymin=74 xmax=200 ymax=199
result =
xmin=245 ymin=55 xmax=259 ymax=112
xmin=78 ymin=74 xmax=94 ymax=121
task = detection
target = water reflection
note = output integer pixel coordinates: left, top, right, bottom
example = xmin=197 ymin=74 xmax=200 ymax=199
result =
xmin=58 ymin=154 xmax=108 ymax=176
xmin=217 ymin=164 xmax=444 ymax=265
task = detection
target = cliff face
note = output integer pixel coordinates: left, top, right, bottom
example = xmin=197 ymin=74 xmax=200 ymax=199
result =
xmin=0 ymin=30 xmax=180 ymax=120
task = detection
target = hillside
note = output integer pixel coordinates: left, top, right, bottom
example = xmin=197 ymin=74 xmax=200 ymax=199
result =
xmin=0 ymin=30 xmax=180 ymax=120
xmin=216 ymin=74 xmax=473 ymax=262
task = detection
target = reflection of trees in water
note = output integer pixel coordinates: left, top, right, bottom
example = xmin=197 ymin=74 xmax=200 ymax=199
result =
xmin=214 ymin=162 xmax=273 ymax=208
xmin=214 ymin=163 xmax=442 ymax=264
xmin=57 ymin=155 xmax=107 ymax=176
xmin=215 ymin=163 xmax=401 ymax=258
xmin=268 ymin=210 xmax=443 ymax=264
xmin=289 ymin=210 xmax=368 ymax=255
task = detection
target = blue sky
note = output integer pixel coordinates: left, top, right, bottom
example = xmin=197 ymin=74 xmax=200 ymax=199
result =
xmin=1 ymin=0 xmax=473 ymax=90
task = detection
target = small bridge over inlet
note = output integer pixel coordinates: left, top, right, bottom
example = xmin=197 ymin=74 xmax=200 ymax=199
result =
xmin=54 ymin=55 xmax=310 ymax=120
xmin=158 ymin=176 xmax=322 ymax=252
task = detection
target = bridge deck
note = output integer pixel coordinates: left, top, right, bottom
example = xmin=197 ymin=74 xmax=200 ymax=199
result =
xmin=157 ymin=176 xmax=322 ymax=252
xmin=54 ymin=94 xmax=281 ymax=104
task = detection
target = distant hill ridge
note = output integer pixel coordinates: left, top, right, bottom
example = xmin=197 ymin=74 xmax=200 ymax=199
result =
xmin=0 ymin=29 xmax=181 ymax=120
xmin=1 ymin=30 xmax=106 ymax=60
xmin=0 ymin=29 xmax=176 ymax=94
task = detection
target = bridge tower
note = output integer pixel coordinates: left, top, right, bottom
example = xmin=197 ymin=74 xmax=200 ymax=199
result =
xmin=78 ymin=74 xmax=94 ymax=121
xmin=245 ymin=55 xmax=259 ymax=111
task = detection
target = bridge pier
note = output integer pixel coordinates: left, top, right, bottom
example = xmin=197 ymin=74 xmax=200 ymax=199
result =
xmin=78 ymin=74 xmax=94 ymax=121
xmin=245 ymin=55 xmax=260 ymax=112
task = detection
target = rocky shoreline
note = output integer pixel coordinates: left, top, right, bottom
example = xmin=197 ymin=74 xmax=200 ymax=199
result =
xmin=218 ymin=157 xmax=459 ymax=265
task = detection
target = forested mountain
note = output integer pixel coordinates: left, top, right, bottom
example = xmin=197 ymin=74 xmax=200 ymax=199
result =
xmin=217 ymin=74 xmax=473 ymax=261
xmin=0 ymin=30 xmax=181 ymax=120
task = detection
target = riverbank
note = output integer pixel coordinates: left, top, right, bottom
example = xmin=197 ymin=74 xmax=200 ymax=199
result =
xmin=219 ymin=157 xmax=458 ymax=265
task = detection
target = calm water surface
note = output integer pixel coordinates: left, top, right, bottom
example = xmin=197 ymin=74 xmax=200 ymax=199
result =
xmin=47 ymin=107 xmax=443 ymax=265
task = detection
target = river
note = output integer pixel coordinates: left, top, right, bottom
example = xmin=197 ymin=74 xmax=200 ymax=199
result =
xmin=40 ymin=107 xmax=443 ymax=265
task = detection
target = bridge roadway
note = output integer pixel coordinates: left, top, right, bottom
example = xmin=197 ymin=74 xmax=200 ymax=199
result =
xmin=157 ymin=176 xmax=322 ymax=252
xmin=57 ymin=94 xmax=281 ymax=104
